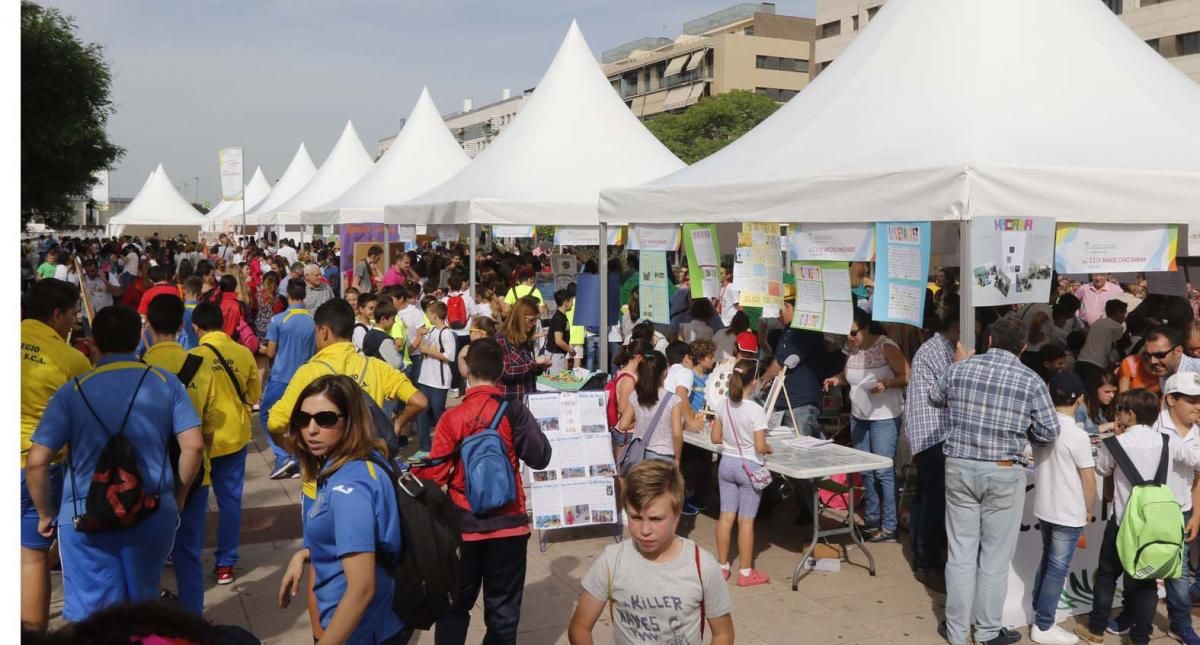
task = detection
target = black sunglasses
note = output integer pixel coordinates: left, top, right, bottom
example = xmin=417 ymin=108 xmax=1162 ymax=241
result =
xmin=1144 ymin=345 xmax=1179 ymax=360
xmin=293 ymin=411 xmax=344 ymax=429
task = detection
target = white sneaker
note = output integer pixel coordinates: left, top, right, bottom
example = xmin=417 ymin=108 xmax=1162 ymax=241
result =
xmin=1031 ymin=624 xmax=1079 ymax=645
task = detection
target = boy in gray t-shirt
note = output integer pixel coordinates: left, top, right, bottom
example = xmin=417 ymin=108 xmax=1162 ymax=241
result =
xmin=569 ymin=461 xmax=733 ymax=645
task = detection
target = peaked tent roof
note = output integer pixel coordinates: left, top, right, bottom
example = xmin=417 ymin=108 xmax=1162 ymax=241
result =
xmin=303 ymin=88 xmax=470 ymax=225
xmin=599 ymin=0 xmax=1200 ymax=225
xmin=246 ymin=143 xmax=317 ymax=224
xmin=108 ymin=164 xmax=209 ymax=225
xmin=257 ymin=121 xmax=373 ymax=226
xmin=209 ymin=166 xmax=272 ymax=225
xmin=386 ymin=20 xmax=684 ymax=226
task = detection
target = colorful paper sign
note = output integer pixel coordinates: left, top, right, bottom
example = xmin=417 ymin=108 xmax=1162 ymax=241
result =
xmin=788 ymin=223 xmax=875 ymax=262
xmin=733 ymin=223 xmax=783 ymax=309
xmin=969 ymin=217 xmax=1055 ymax=307
xmin=682 ymin=223 xmax=721 ymax=299
xmin=873 ymin=222 xmax=931 ymax=327
xmin=640 ymin=251 xmax=671 ymax=324
xmin=1054 ymin=224 xmax=1178 ymax=274
xmin=790 ymin=260 xmax=854 ymax=335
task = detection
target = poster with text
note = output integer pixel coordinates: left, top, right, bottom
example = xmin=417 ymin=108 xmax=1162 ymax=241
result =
xmin=788 ymin=223 xmax=875 ymax=262
xmin=969 ymin=217 xmax=1054 ymax=307
xmin=790 ymin=261 xmax=854 ymax=335
xmin=873 ymin=222 xmax=931 ymax=327
xmin=640 ymin=251 xmax=671 ymax=324
xmin=733 ymin=223 xmax=783 ymax=309
xmin=527 ymin=392 xmax=617 ymax=530
xmin=1054 ymin=224 xmax=1178 ymax=274
xmin=492 ymin=225 xmax=535 ymax=238
xmin=682 ymin=223 xmax=721 ymax=299
xmin=628 ymin=224 xmax=681 ymax=251
xmin=1188 ymin=226 xmax=1200 ymax=258
xmin=554 ymin=226 xmax=623 ymax=246
xmin=217 ymin=147 xmax=244 ymax=200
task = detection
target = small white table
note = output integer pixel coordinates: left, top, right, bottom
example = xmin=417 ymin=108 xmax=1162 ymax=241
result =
xmin=682 ymin=430 xmax=894 ymax=590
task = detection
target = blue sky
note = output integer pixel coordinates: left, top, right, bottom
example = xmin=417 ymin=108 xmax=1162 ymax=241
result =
xmin=44 ymin=1 xmax=815 ymax=204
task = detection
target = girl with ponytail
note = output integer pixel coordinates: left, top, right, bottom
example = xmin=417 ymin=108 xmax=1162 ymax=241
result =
xmin=710 ymin=358 xmax=772 ymax=586
xmin=608 ymin=339 xmax=652 ymax=447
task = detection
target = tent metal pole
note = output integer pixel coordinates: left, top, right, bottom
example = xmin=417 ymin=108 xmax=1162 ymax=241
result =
xmin=469 ymin=223 xmax=477 ymax=300
xmin=959 ymin=219 xmax=975 ymax=353
xmin=599 ymin=222 xmax=610 ymax=373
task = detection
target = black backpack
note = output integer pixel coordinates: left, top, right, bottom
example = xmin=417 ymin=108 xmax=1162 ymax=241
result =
xmin=69 ymin=366 xmax=165 ymax=533
xmin=367 ymin=454 xmax=462 ymax=631
xmin=314 ymin=359 xmax=405 ymax=458
xmin=168 ymin=354 xmax=207 ymax=503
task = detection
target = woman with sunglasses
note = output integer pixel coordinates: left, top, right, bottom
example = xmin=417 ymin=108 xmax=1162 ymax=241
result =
xmin=278 ymin=375 xmax=407 ymax=645
xmin=823 ymin=307 xmax=910 ymax=542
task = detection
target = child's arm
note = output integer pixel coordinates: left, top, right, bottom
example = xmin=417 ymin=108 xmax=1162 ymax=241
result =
xmin=671 ymin=403 xmax=683 ymax=467
xmin=710 ymin=416 xmax=723 ymax=445
xmin=1078 ymin=466 xmax=1097 ymax=521
xmin=709 ymin=614 xmax=735 ymax=645
xmin=754 ymin=428 xmax=773 ymax=455
xmin=1189 ymin=475 xmax=1200 ymax=541
xmin=554 ymin=330 xmax=571 ymax=353
xmin=567 ymin=593 xmax=605 ymax=645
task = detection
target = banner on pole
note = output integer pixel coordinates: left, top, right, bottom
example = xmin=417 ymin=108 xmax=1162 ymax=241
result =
xmin=218 ymin=147 xmax=244 ymax=200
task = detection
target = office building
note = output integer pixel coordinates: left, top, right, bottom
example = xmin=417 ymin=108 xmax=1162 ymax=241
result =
xmin=378 ymin=90 xmax=527 ymax=159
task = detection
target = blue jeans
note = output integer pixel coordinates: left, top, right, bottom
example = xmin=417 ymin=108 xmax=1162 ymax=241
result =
xmin=784 ymin=403 xmax=820 ymax=437
xmin=210 ymin=446 xmax=248 ymax=568
xmin=259 ymin=379 xmax=291 ymax=463
xmin=850 ymin=416 xmax=899 ymax=532
xmin=1031 ymin=521 xmax=1083 ymax=630
xmin=172 ymin=485 xmax=210 ymax=615
xmin=943 ymin=458 xmax=1026 ymax=645
xmin=417 ymin=385 xmax=448 ymax=453
xmin=585 ymin=334 xmax=600 ymax=372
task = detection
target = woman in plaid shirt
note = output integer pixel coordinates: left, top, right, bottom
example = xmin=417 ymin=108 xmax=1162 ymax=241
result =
xmin=497 ymin=296 xmax=550 ymax=401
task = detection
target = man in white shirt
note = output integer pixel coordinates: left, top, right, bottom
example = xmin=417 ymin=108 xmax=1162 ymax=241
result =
xmin=80 ymin=258 xmax=120 ymax=312
xmin=1029 ymin=372 xmax=1097 ymax=645
xmin=276 ymin=239 xmax=298 ymax=265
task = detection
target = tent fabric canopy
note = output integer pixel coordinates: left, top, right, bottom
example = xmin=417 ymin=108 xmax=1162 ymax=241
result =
xmin=385 ymin=20 xmax=684 ymax=227
xmin=246 ymin=143 xmax=317 ymax=225
xmin=207 ymin=166 xmax=272 ymax=226
xmin=256 ymin=121 xmax=373 ymax=227
xmin=302 ymin=88 xmax=469 ymax=226
xmin=598 ymin=0 xmax=1200 ymax=225
xmin=107 ymin=163 xmax=208 ymax=226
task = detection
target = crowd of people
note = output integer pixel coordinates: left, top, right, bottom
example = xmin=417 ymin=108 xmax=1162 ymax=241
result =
xmin=19 ymin=228 xmax=1200 ymax=645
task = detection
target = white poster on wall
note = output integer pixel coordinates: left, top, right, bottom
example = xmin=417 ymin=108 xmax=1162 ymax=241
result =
xmin=217 ymin=147 xmax=244 ymax=200
xmin=628 ymin=224 xmax=680 ymax=251
xmin=788 ymin=223 xmax=875 ymax=261
xmin=526 ymin=392 xmax=618 ymax=531
xmin=554 ymin=226 xmax=622 ymax=247
xmin=969 ymin=217 xmax=1055 ymax=307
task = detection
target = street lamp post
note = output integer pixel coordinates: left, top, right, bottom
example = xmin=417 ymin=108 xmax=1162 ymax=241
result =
xmin=194 ymin=177 xmax=200 ymax=204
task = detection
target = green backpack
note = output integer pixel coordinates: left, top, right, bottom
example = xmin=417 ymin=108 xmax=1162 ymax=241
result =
xmin=1104 ymin=434 xmax=1185 ymax=580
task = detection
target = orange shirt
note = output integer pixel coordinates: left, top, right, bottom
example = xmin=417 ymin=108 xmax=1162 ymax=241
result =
xmin=1119 ymin=354 xmax=1159 ymax=393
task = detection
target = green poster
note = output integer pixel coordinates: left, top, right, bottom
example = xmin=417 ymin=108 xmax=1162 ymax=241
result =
xmin=682 ymin=223 xmax=720 ymax=299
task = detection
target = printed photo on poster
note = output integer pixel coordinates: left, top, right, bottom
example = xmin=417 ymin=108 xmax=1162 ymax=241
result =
xmin=969 ymin=217 xmax=1054 ymax=306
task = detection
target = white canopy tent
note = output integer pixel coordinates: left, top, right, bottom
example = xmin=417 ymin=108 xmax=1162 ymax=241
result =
xmin=257 ymin=121 xmax=373 ymax=228
xmin=599 ymin=0 xmax=1200 ymax=226
xmin=107 ymin=163 xmax=209 ymax=237
xmin=205 ymin=166 xmax=272 ymax=230
xmin=245 ymin=143 xmax=317 ymax=226
xmin=303 ymin=88 xmax=469 ymax=226
xmin=385 ymin=20 xmax=685 ymax=227
xmin=598 ymin=0 xmax=1200 ymax=349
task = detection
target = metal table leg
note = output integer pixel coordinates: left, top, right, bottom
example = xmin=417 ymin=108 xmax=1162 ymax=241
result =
xmin=847 ymin=477 xmax=877 ymax=576
xmin=791 ymin=480 xmax=822 ymax=590
xmin=791 ymin=475 xmax=878 ymax=590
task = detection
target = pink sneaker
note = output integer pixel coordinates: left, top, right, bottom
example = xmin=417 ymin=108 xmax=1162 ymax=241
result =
xmin=737 ymin=569 xmax=769 ymax=587
xmin=721 ymin=566 xmax=731 ymax=581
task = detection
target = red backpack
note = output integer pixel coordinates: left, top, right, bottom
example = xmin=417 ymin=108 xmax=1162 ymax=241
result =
xmin=446 ymin=293 xmax=468 ymax=330
xmin=605 ymin=371 xmax=634 ymax=429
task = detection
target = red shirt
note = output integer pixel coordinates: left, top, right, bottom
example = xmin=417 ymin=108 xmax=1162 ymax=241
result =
xmin=137 ymin=283 xmax=181 ymax=316
xmin=121 ymin=277 xmax=147 ymax=308
xmin=218 ymin=291 xmax=244 ymax=337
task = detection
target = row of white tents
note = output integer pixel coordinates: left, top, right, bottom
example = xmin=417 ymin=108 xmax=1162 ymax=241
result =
xmin=108 ymin=0 xmax=1200 ymax=355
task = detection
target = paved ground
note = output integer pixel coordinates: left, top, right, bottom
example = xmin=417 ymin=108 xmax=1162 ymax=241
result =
xmin=48 ymin=418 xmax=1194 ymax=644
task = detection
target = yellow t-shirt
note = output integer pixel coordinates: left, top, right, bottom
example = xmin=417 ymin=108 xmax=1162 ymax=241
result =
xmin=566 ymin=306 xmax=586 ymax=345
xmin=191 ymin=331 xmax=261 ymax=459
xmin=143 ymin=342 xmax=215 ymax=486
xmin=21 ymin=319 xmax=92 ymax=467
xmin=267 ymin=341 xmax=421 ymax=499
xmin=504 ymin=283 xmax=543 ymax=305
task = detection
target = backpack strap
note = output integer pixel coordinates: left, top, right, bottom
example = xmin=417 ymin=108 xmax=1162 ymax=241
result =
xmin=695 ymin=542 xmax=706 ymax=640
xmin=202 ymin=343 xmax=247 ymax=405
xmin=1154 ymin=432 xmax=1171 ymax=487
xmin=639 ymin=393 xmax=675 ymax=445
xmin=422 ymin=396 xmax=509 ymax=468
xmin=176 ymin=354 xmax=204 ymax=388
xmin=1103 ymin=435 xmax=1148 ymax=487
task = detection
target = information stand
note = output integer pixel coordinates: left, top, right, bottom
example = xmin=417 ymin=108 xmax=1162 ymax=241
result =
xmin=525 ymin=391 xmax=621 ymax=552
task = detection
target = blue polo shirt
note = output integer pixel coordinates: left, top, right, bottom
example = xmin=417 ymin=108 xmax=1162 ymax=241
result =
xmin=179 ymin=300 xmax=200 ymax=350
xmin=31 ymin=355 xmax=202 ymax=525
xmin=306 ymin=457 xmax=403 ymax=643
xmin=266 ymin=305 xmax=315 ymax=384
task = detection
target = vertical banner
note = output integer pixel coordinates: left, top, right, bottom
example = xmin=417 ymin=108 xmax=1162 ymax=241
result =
xmin=217 ymin=147 xmax=244 ymax=200
xmin=682 ymin=223 xmax=721 ymax=299
xmin=90 ymin=169 xmax=109 ymax=207
xmin=526 ymin=392 xmax=618 ymax=530
xmin=790 ymin=260 xmax=854 ymax=335
xmin=873 ymin=222 xmax=931 ymax=327
xmin=1054 ymin=223 xmax=1178 ymax=273
xmin=968 ymin=217 xmax=1055 ymax=307
xmin=640 ymin=251 xmax=671 ymax=324
xmin=573 ymin=273 xmax=601 ymax=328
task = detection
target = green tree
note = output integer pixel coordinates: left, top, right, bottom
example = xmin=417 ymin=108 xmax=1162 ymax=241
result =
xmin=644 ymin=90 xmax=781 ymax=164
xmin=22 ymin=1 xmax=123 ymax=228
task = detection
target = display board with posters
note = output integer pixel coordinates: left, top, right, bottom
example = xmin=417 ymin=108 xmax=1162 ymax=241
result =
xmin=873 ymin=222 xmax=931 ymax=327
xmin=788 ymin=223 xmax=875 ymax=262
xmin=968 ymin=217 xmax=1055 ymax=307
xmin=682 ymin=223 xmax=721 ymax=299
xmin=640 ymin=251 xmax=671 ymax=324
xmin=526 ymin=392 xmax=618 ymax=545
xmin=734 ymin=223 xmax=784 ymax=314
xmin=790 ymin=260 xmax=854 ymax=335
xmin=1054 ymin=223 xmax=1178 ymax=274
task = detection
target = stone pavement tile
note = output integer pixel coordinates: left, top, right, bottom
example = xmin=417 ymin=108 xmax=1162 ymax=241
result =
xmin=748 ymin=610 xmax=865 ymax=644
xmin=724 ymin=587 xmax=829 ymax=625
xmin=849 ymin=609 xmax=948 ymax=644
xmin=821 ymin=579 xmax=946 ymax=620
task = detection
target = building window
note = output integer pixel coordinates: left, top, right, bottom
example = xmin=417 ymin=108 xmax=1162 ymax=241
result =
xmin=1180 ymin=31 xmax=1200 ymax=57
xmin=853 ymin=15 xmax=860 ymax=31
xmin=1099 ymin=0 xmax=1123 ymax=14
xmin=744 ymin=26 xmax=754 ymax=36
xmin=756 ymin=55 xmax=810 ymax=73
xmin=1146 ymin=38 xmax=1161 ymax=54
xmin=867 ymin=5 xmax=881 ymax=19
xmin=755 ymin=87 xmax=799 ymax=102
xmin=819 ymin=20 xmax=841 ymax=39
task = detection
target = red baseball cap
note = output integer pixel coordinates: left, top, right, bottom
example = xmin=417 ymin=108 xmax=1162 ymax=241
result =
xmin=736 ymin=331 xmax=759 ymax=354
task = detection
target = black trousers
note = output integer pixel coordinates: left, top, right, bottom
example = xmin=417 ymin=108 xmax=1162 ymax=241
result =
xmin=910 ymin=442 xmax=947 ymax=570
xmin=1087 ymin=519 xmax=1123 ymax=635
xmin=435 ymin=534 xmax=530 ymax=645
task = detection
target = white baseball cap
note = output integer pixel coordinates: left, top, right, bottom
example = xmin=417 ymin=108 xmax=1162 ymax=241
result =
xmin=1164 ymin=372 xmax=1200 ymax=397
